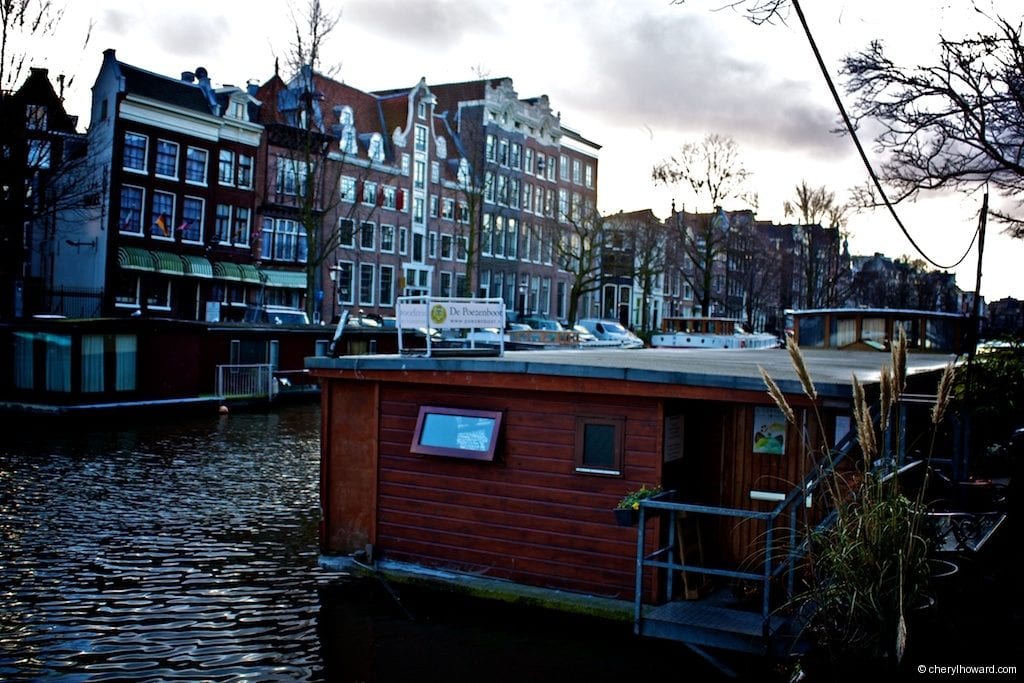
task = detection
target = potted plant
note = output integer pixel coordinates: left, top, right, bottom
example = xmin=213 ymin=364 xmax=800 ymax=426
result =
xmin=613 ymin=485 xmax=662 ymax=526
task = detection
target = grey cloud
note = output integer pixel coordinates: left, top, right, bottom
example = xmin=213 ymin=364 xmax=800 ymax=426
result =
xmin=344 ymin=0 xmax=499 ymax=48
xmin=100 ymin=9 xmax=230 ymax=61
xmin=562 ymin=12 xmax=844 ymax=156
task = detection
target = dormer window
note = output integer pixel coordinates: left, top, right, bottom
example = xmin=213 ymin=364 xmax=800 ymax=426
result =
xmin=368 ymin=133 xmax=385 ymax=163
xmin=341 ymin=128 xmax=357 ymax=156
xmin=339 ymin=105 xmax=354 ymax=126
xmin=232 ymin=101 xmax=246 ymax=120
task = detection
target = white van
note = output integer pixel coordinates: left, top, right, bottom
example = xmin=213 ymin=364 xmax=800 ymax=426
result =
xmin=577 ymin=319 xmax=644 ymax=348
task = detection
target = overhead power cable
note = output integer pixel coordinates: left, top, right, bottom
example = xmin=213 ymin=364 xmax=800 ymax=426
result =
xmin=790 ymin=0 xmax=980 ymax=271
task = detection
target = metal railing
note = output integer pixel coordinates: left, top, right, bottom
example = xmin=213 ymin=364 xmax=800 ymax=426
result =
xmin=633 ymin=429 xmax=860 ymax=650
xmin=216 ymin=363 xmax=277 ymax=401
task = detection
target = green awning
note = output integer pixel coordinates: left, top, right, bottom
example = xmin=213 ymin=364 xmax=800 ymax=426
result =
xmin=237 ymin=263 xmax=262 ymax=284
xmin=118 ymin=246 xmax=156 ymax=272
xmin=213 ymin=261 xmax=243 ymax=281
xmin=260 ymin=268 xmax=307 ymax=289
xmin=179 ymin=255 xmax=213 ymax=279
xmin=151 ymin=250 xmax=185 ymax=276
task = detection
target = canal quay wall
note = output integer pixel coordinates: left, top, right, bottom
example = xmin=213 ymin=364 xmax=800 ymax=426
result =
xmin=0 ymin=404 xmax=727 ymax=682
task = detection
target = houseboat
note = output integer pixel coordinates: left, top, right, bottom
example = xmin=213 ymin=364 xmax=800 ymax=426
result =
xmin=650 ymin=316 xmax=778 ymax=350
xmin=308 ymin=345 xmax=955 ymax=656
xmin=0 ymin=315 xmax=431 ymax=416
xmin=785 ymin=307 xmax=970 ymax=354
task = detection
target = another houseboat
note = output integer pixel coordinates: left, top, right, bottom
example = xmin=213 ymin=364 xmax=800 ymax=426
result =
xmin=0 ymin=315 xmax=431 ymax=416
xmin=308 ymin=344 xmax=955 ymax=656
xmin=785 ymin=307 xmax=970 ymax=353
xmin=650 ymin=316 xmax=778 ymax=349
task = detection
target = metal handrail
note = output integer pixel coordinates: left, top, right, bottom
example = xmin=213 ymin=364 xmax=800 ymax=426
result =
xmin=633 ymin=428 xmax=862 ymax=650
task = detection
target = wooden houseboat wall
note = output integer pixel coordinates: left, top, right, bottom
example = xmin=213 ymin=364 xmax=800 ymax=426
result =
xmin=309 ymin=349 xmax=946 ymax=602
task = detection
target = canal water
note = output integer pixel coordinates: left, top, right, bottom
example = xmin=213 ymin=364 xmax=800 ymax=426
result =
xmin=1 ymin=404 xmax=727 ymax=682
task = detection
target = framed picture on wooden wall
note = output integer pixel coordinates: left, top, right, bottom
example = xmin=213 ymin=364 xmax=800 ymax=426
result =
xmin=752 ymin=406 xmax=786 ymax=455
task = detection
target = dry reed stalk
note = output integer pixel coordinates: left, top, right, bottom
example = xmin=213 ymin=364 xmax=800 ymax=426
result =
xmin=759 ymin=365 xmax=796 ymax=424
xmin=931 ymin=361 xmax=955 ymax=425
xmin=786 ymin=335 xmax=817 ymax=401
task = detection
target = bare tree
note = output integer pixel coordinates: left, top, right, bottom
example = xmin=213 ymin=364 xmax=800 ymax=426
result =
xmin=264 ymin=0 xmax=391 ymax=322
xmin=607 ymin=210 xmax=667 ymax=332
xmin=0 ymin=0 xmax=65 ymax=92
xmin=654 ymin=134 xmax=755 ymax=317
xmin=539 ymin=205 xmax=605 ymax=326
xmin=652 ymin=133 xmax=753 ymax=209
xmin=841 ymin=9 xmax=1024 ymax=237
xmin=783 ymin=181 xmax=849 ymax=308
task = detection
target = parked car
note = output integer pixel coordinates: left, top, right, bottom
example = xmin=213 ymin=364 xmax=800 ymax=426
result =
xmin=577 ymin=319 xmax=644 ymax=348
xmin=244 ymin=305 xmax=311 ymax=325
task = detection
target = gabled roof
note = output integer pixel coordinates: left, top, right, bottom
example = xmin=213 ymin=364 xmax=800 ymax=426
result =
xmin=116 ymin=60 xmax=218 ymax=115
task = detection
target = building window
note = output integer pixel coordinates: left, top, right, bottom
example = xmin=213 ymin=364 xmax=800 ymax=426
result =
xmin=119 ymin=186 xmax=144 ymax=234
xmin=28 ymin=140 xmax=51 ymax=169
xmin=383 ymin=186 xmax=398 ymax=210
xmin=429 ymin=195 xmax=439 ymax=218
xmin=379 ymin=265 xmax=395 ymax=306
xmin=510 ymin=142 xmax=521 ymax=170
xmin=442 ymin=198 xmax=454 ymax=221
xmin=574 ymin=416 xmax=624 ymax=475
xmin=381 ymin=224 xmax=395 ymax=253
xmin=180 ymin=196 xmax=204 ymax=242
xmin=123 ymin=132 xmax=147 ymax=172
xmin=185 ymin=147 xmax=208 ymax=184
xmin=146 ymin=278 xmax=171 ymax=310
xmin=524 ymin=148 xmax=534 ymax=175
xmin=113 ymin=273 xmax=140 ymax=307
xmin=26 ymin=104 xmax=48 ymax=130
xmin=359 ymin=263 xmax=375 ymax=306
xmin=150 ymin=191 xmax=175 ymax=239
xmin=413 ymin=197 xmax=424 ymax=224
xmin=233 ymin=207 xmax=251 ymax=246
xmin=559 ymin=154 xmax=569 ymax=180
xmin=236 ymin=153 xmax=254 ymax=188
xmin=440 ymin=234 xmax=453 ymax=260
xmin=339 ymin=218 xmax=356 ymax=248
xmin=339 ymin=176 xmax=356 ymax=202
xmin=360 ymin=222 xmax=375 ymax=250
xmin=368 ymin=133 xmax=385 ymax=163
xmin=336 ymin=260 xmax=354 ymax=305
xmin=417 ymin=100 xmax=426 ymax=119
xmin=414 ymin=159 xmax=426 ymax=189
xmin=362 ymin=181 xmax=377 ymax=205
xmin=215 ymin=204 xmax=231 ymax=243
xmin=439 ymin=271 xmax=452 ymax=297
xmin=155 ymin=139 xmax=179 ymax=178
xmin=414 ymin=124 xmax=428 ymax=152
xmin=572 ymin=159 xmax=581 ymax=185
xmin=585 ymin=163 xmax=594 ymax=188
xmin=218 ymin=149 xmax=235 ymax=185
xmin=428 ymin=231 xmax=437 ymax=259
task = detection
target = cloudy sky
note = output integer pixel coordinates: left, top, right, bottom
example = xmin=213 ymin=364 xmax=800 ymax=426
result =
xmin=34 ymin=0 xmax=1024 ymax=299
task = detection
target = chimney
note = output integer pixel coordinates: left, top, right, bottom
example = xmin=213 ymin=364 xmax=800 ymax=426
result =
xmin=181 ymin=71 xmax=195 ymax=83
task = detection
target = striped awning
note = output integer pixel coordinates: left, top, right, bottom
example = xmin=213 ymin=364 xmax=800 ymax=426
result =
xmin=237 ymin=263 xmax=262 ymax=284
xmin=151 ymin=250 xmax=185 ymax=276
xmin=179 ymin=255 xmax=213 ymax=279
xmin=260 ymin=268 xmax=307 ymax=289
xmin=213 ymin=261 xmax=243 ymax=281
xmin=117 ymin=246 xmax=156 ymax=272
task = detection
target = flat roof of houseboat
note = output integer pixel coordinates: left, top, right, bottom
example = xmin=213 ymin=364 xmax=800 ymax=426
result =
xmin=307 ymin=347 xmax=955 ymax=400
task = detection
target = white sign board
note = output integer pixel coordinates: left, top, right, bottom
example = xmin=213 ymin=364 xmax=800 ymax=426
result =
xmin=397 ymin=299 xmax=505 ymax=330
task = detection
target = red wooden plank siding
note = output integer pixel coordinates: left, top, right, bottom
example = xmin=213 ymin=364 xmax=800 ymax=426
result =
xmin=375 ymin=383 xmax=663 ymax=599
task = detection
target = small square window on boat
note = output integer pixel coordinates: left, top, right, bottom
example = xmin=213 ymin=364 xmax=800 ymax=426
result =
xmin=574 ymin=415 xmax=624 ymax=476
